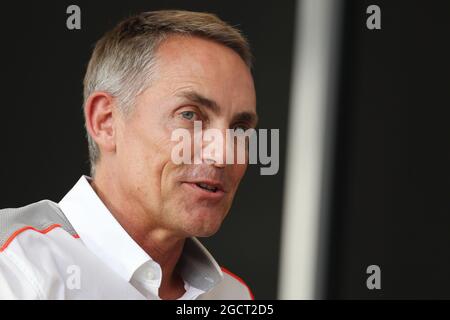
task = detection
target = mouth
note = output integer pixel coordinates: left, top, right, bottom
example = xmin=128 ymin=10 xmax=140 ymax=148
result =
xmin=181 ymin=180 xmax=227 ymax=199
xmin=185 ymin=179 xmax=225 ymax=193
xmin=194 ymin=182 xmax=222 ymax=193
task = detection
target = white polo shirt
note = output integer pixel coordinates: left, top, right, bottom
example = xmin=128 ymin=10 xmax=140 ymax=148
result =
xmin=0 ymin=176 xmax=253 ymax=300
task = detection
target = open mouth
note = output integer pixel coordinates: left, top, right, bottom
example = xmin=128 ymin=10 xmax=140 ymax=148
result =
xmin=182 ymin=181 xmax=226 ymax=200
xmin=195 ymin=182 xmax=219 ymax=193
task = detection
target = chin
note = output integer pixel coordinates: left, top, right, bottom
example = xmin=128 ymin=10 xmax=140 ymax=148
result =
xmin=182 ymin=208 xmax=226 ymax=237
xmin=190 ymin=228 xmax=220 ymax=238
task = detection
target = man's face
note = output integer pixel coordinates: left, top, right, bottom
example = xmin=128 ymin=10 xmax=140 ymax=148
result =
xmin=113 ymin=35 xmax=257 ymax=238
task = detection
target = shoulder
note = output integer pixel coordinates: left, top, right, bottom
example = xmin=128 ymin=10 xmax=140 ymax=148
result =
xmin=199 ymin=266 xmax=254 ymax=300
xmin=0 ymin=199 xmax=77 ymax=253
xmin=221 ymin=267 xmax=254 ymax=299
xmin=0 ymin=200 xmax=80 ymax=299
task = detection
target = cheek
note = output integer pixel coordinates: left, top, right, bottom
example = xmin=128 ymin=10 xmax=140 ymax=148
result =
xmin=117 ymin=122 xmax=173 ymax=188
xmin=230 ymin=163 xmax=248 ymax=190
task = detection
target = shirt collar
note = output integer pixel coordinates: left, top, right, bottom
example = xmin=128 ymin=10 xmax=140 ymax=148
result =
xmin=59 ymin=175 xmax=223 ymax=291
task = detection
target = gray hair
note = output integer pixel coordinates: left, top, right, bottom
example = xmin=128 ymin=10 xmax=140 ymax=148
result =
xmin=82 ymin=10 xmax=253 ymax=176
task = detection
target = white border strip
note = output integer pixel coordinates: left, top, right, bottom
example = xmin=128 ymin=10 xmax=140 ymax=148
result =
xmin=278 ymin=0 xmax=342 ymax=299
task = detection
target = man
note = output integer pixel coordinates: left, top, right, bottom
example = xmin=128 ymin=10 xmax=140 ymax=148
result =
xmin=0 ymin=10 xmax=257 ymax=300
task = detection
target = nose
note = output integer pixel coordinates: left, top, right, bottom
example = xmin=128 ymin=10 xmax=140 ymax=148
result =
xmin=203 ymin=157 xmax=226 ymax=168
xmin=201 ymin=127 xmax=230 ymax=168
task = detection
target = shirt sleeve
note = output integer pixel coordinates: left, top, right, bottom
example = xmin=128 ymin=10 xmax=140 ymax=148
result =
xmin=0 ymin=251 xmax=42 ymax=299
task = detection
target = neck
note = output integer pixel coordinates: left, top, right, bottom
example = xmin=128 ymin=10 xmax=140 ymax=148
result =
xmin=90 ymin=169 xmax=186 ymax=298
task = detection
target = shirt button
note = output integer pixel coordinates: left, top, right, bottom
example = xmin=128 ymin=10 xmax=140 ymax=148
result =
xmin=146 ymin=271 xmax=155 ymax=280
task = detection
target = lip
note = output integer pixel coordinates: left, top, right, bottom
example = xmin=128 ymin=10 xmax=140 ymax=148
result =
xmin=188 ymin=179 xmax=226 ymax=193
xmin=181 ymin=181 xmax=227 ymax=200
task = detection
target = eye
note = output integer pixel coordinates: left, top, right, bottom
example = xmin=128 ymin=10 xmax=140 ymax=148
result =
xmin=233 ymin=124 xmax=250 ymax=132
xmin=180 ymin=111 xmax=197 ymax=121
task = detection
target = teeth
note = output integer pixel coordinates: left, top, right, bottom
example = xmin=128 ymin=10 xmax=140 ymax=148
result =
xmin=197 ymin=183 xmax=218 ymax=192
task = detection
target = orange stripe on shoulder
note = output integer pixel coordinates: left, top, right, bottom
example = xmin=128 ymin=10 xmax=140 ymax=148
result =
xmin=221 ymin=266 xmax=255 ymax=300
xmin=0 ymin=224 xmax=79 ymax=252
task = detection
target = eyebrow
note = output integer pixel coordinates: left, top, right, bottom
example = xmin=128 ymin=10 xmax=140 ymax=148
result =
xmin=176 ymin=90 xmax=259 ymax=127
xmin=176 ymin=90 xmax=220 ymax=114
xmin=232 ymin=111 xmax=259 ymax=128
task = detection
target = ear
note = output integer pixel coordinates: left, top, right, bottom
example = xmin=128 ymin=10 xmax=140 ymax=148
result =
xmin=84 ymin=92 xmax=117 ymax=155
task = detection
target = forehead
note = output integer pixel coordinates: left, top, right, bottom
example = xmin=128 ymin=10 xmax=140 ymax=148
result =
xmin=151 ymin=35 xmax=256 ymax=112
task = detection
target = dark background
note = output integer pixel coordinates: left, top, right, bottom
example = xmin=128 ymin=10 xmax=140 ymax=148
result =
xmin=1 ymin=0 xmax=450 ymax=300
xmin=326 ymin=0 xmax=450 ymax=299
xmin=0 ymin=1 xmax=295 ymax=299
